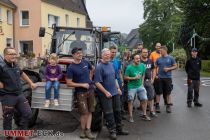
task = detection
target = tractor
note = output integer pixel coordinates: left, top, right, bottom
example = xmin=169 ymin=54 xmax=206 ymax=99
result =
xmin=14 ymin=24 xmax=121 ymax=132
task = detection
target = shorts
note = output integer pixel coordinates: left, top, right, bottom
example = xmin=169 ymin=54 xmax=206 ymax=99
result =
xmin=156 ymin=78 xmax=173 ymax=96
xmin=128 ymin=86 xmax=147 ymax=101
xmin=153 ymin=78 xmax=160 ymax=95
xmin=144 ymin=80 xmax=155 ymax=100
xmin=76 ymin=91 xmax=95 ymax=115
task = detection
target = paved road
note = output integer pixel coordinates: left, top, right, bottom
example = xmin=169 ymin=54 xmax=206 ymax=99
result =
xmin=97 ymin=70 xmax=210 ymax=140
xmin=0 ymin=70 xmax=210 ymax=140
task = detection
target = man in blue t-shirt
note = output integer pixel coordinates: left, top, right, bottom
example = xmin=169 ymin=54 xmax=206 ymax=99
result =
xmin=155 ymin=45 xmax=177 ymax=113
xmin=94 ymin=48 xmax=129 ymax=139
xmin=66 ymin=47 xmax=95 ymax=139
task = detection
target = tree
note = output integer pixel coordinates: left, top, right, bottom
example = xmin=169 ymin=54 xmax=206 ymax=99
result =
xmin=139 ymin=0 xmax=183 ymax=53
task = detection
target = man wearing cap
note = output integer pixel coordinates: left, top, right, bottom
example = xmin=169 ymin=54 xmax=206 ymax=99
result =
xmin=185 ymin=48 xmax=202 ymax=107
xmin=66 ymin=47 xmax=95 ymax=139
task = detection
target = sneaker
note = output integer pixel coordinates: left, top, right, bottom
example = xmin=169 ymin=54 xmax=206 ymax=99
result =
xmin=44 ymin=100 xmax=50 ymax=108
xmin=166 ymin=105 xmax=171 ymax=113
xmin=194 ymin=102 xmax=202 ymax=107
xmin=80 ymin=129 xmax=86 ymax=139
xmin=85 ymin=129 xmax=95 ymax=139
xmin=150 ymin=112 xmax=158 ymax=118
xmin=155 ymin=105 xmax=161 ymax=113
xmin=141 ymin=115 xmax=151 ymax=121
xmin=128 ymin=117 xmax=134 ymax=123
xmin=54 ymin=99 xmax=59 ymax=106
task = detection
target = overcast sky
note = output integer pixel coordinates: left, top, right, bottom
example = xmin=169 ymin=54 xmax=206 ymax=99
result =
xmin=86 ymin=0 xmax=145 ymax=34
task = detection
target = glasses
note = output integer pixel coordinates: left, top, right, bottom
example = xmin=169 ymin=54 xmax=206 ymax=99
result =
xmin=7 ymin=53 xmax=17 ymax=56
xmin=142 ymin=52 xmax=148 ymax=53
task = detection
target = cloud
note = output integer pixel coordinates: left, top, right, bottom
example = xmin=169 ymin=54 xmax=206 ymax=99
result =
xmin=86 ymin=0 xmax=144 ymax=33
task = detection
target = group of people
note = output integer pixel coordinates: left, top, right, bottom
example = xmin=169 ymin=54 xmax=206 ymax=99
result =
xmin=0 ymin=41 xmax=203 ymax=140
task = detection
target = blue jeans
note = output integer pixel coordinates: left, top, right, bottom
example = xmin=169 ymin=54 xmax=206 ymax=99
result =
xmin=45 ymin=81 xmax=60 ymax=99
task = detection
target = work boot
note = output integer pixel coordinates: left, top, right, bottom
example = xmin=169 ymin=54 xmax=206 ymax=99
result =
xmin=80 ymin=129 xmax=86 ymax=139
xmin=116 ymin=129 xmax=129 ymax=135
xmin=187 ymin=102 xmax=192 ymax=108
xmin=110 ymin=132 xmax=117 ymax=140
xmin=194 ymin=102 xmax=202 ymax=107
xmin=85 ymin=129 xmax=95 ymax=139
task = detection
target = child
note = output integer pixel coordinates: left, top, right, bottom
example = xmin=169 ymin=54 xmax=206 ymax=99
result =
xmin=44 ymin=53 xmax=62 ymax=107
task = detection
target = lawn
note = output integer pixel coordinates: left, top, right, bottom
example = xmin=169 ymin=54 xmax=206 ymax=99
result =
xmin=201 ymin=71 xmax=210 ymax=77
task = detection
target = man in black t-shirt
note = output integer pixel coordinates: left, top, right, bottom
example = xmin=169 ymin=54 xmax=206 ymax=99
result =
xmin=141 ymin=48 xmax=157 ymax=117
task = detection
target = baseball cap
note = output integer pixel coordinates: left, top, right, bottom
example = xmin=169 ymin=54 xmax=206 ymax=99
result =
xmin=191 ymin=48 xmax=198 ymax=52
xmin=71 ymin=47 xmax=82 ymax=54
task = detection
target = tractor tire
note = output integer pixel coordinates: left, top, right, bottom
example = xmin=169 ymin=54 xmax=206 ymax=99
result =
xmin=91 ymin=96 xmax=103 ymax=132
xmin=13 ymin=75 xmax=40 ymax=128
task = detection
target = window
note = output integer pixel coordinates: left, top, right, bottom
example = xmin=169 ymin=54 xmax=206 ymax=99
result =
xmin=20 ymin=11 xmax=29 ymax=26
xmin=65 ymin=14 xmax=69 ymax=27
xmin=6 ymin=38 xmax=13 ymax=47
xmin=20 ymin=41 xmax=33 ymax=55
xmin=0 ymin=7 xmax=2 ymax=21
xmin=48 ymin=14 xmax=60 ymax=27
xmin=7 ymin=10 xmax=13 ymax=24
xmin=77 ymin=18 xmax=80 ymax=27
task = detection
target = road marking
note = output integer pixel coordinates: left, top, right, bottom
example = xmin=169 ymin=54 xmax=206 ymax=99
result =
xmin=183 ymin=77 xmax=210 ymax=87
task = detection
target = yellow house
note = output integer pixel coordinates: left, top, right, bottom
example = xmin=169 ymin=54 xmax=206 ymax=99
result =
xmin=11 ymin=0 xmax=92 ymax=56
xmin=0 ymin=0 xmax=16 ymax=54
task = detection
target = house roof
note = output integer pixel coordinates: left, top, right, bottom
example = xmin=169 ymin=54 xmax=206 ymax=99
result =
xmin=126 ymin=28 xmax=143 ymax=49
xmin=0 ymin=0 xmax=16 ymax=9
xmin=42 ymin=0 xmax=92 ymax=27
xmin=42 ymin=0 xmax=87 ymax=16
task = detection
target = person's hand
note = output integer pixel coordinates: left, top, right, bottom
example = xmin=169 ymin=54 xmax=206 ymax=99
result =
xmin=30 ymin=83 xmax=37 ymax=89
xmin=0 ymin=82 xmax=4 ymax=88
xmin=50 ymin=78 xmax=55 ymax=81
xmin=82 ymin=83 xmax=89 ymax=89
xmin=151 ymin=79 xmax=154 ymax=84
xmin=135 ymin=75 xmax=140 ymax=80
xmin=164 ymin=67 xmax=171 ymax=72
xmin=118 ymin=88 xmax=122 ymax=96
xmin=105 ymin=91 xmax=112 ymax=98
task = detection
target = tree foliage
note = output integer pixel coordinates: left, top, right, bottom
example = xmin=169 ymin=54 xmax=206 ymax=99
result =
xmin=139 ymin=0 xmax=210 ymax=59
xmin=139 ymin=0 xmax=183 ymax=53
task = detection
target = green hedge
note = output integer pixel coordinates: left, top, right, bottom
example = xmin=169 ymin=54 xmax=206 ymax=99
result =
xmin=202 ymin=60 xmax=210 ymax=72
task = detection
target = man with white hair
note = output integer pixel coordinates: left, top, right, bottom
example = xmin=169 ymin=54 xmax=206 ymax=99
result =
xmin=94 ymin=48 xmax=129 ymax=140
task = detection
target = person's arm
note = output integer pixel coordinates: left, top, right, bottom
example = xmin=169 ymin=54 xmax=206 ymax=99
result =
xmin=95 ymin=82 xmax=112 ymax=98
xmin=66 ymin=79 xmax=89 ymax=89
xmin=164 ymin=57 xmax=177 ymax=72
xmin=21 ymin=72 xmax=37 ymax=89
xmin=56 ymin=65 xmax=63 ymax=80
xmin=164 ymin=63 xmax=177 ymax=72
xmin=115 ymin=79 xmax=122 ymax=95
xmin=0 ymin=82 xmax=3 ymax=88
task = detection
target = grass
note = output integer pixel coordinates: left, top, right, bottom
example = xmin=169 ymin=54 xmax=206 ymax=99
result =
xmin=201 ymin=71 xmax=210 ymax=77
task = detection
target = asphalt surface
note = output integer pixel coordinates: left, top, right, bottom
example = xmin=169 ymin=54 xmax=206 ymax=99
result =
xmin=97 ymin=70 xmax=210 ymax=140
xmin=0 ymin=70 xmax=210 ymax=140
